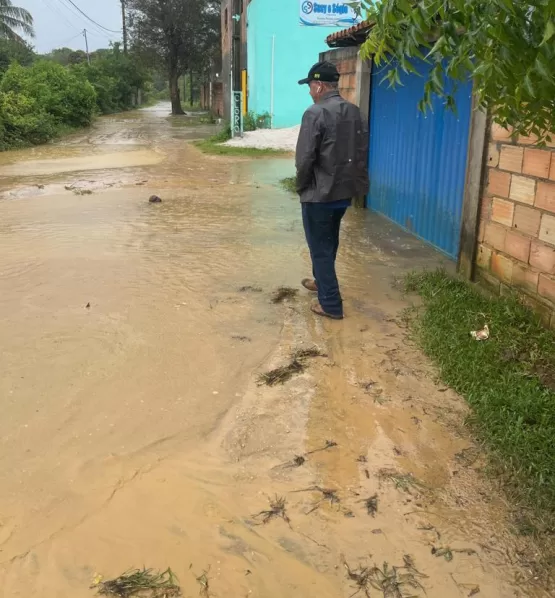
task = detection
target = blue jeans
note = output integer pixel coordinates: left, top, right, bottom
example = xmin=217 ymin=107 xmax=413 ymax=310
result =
xmin=302 ymin=203 xmax=347 ymax=317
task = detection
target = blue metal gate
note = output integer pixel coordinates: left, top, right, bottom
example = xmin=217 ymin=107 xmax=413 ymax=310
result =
xmin=367 ymin=59 xmax=473 ymax=258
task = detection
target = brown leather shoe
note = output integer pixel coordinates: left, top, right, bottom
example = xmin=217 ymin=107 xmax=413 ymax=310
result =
xmin=311 ymin=301 xmax=343 ymax=320
xmin=302 ymin=278 xmax=318 ymax=292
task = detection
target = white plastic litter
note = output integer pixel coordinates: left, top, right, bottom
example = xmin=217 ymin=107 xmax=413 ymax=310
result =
xmin=470 ymin=324 xmax=490 ymax=341
xmin=224 ymin=126 xmax=300 ymax=152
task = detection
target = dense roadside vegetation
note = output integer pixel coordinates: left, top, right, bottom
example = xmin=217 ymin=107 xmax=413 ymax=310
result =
xmin=0 ymin=0 xmax=222 ymax=149
xmin=0 ymin=39 xmax=149 ymax=150
xmin=405 ymin=270 xmax=555 ymax=543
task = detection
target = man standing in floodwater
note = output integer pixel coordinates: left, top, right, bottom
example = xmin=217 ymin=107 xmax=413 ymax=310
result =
xmin=296 ymin=61 xmax=369 ymax=320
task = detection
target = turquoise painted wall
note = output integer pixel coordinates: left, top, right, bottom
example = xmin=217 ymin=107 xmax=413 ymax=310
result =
xmin=247 ymin=0 xmax=348 ymax=129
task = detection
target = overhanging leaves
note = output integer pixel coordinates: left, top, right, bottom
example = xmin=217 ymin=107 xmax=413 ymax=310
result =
xmin=359 ymin=0 xmax=555 ymax=142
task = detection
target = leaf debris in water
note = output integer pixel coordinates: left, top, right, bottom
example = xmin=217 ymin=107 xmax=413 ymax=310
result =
xmin=432 ymin=546 xmax=477 ymax=562
xmin=94 ymin=567 xmax=180 ymax=597
xmin=377 ymin=468 xmax=424 ymax=493
xmin=271 ymin=286 xmax=298 ymax=303
xmin=257 ymin=359 xmax=305 ymax=386
xmin=195 ymin=568 xmax=210 ymax=598
xmin=258 ymin=346 xmax=326 ymax=386
xmin=342 ymin=554 xmax=427 ymax=597
xmin=364 ymin=494 xmax=379 ymax=517
xmin=292 ymin=485 xmax=340 ymax=514
xmin=276 ymin=439 xmax=338 ymax=469
xmin=305 ymin=439 xmax=337 ymax=455
xmin=253 ymin=495 xmax=291 ymax=527
xmin=292 ymin=347 xmax=327 ymax=359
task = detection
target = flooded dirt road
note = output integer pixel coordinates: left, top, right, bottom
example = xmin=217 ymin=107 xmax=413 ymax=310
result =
xmin=0 ymin=103 xmax=547 ymax=597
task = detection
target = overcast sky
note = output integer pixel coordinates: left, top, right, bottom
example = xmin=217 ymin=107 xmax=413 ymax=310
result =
xmin=18 ymin=0 xmax=123 ymax=53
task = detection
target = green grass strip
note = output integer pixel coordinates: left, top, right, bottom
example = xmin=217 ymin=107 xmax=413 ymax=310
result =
xmin=405 ymin=269 xmax=555 ymax=518
xmin=194 ymin=133 xmax=287 ymax=157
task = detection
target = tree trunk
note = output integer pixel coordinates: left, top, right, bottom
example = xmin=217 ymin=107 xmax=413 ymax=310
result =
xmin=169 ymin=64 xmax=184 ymax=115
xmin=190 ymin=71 xmax=194 ymax=107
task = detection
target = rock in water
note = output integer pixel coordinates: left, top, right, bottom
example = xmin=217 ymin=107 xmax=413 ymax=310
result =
xmin=149 ymin=195 xmax=162 ymax=203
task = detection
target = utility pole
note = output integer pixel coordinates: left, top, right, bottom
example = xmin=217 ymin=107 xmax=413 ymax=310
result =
xmin=83 ymin=29 xmax=90 ymax=64
xmin=121 ymin=0 xmax=128 ymax=54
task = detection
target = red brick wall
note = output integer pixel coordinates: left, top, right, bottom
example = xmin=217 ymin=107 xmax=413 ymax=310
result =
xmin=319 ymin=47 xmax=358 ymax=105
xmin=212 ymin=82 xmax=223 ymax=117
xmin=199 ymin=83 xmax=224 ymax=117
xmin=336 ymin=58 xmax=357 ymax=105
xmin=221 ymin=0 xmax=231 ymax=120
xmin=477 ymin=124 xmax=555 ymax=326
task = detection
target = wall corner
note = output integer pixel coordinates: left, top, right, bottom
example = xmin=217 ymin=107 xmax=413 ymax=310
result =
xmin=457 ymin=97 xmax=488 ymax=280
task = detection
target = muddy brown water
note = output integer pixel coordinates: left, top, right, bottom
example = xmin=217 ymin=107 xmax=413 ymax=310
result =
xmin=0 ymin=103 xmax=548 ymax=597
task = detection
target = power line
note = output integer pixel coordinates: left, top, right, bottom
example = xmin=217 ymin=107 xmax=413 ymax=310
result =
xmin=47 ymin=0 xmax=116 ymax=40
xmin=41 ymin=0 xmax=118 ymax=51
xmin=40 ymin=0 xmax=81 ymax=33
xmin=85 ymin=29 xmax=117 ymax=45
xmin=58 ymin=31 xmax=84 ymax=46
xmin=59 ymin=0 xmax=122 ymax=34
xmin=56 ymin=0 xmax=121 ymax=43
xmin=44 ymin=31 xmax=84 ymax=53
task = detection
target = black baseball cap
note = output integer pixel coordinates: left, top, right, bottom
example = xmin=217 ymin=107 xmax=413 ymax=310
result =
xmin=298 ymin=61 xmax=340 ymax=85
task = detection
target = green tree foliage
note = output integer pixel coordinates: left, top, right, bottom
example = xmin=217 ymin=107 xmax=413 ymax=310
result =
xmin=128 ymin=0 xmax=219 ymax=115
xmin=46 ymin=47 xmax=87 ymax=66
xmin=0 ymin=5 xmax=149 ymax=149
xmin=0 ymin=37 xmax=34 ymax=72
xmin=0 ymin=90 xmax=57 ymax=146
xmin=357 ymin=0 xmax=555 ymax=140
xmin=0 ymin=0 xmax=33 ymax=43
xmin=0 ymin=43 xmax=150 ymax=150
xmin=72 ymin=44 xmax=149 ymax=114
xmin=0 ymin=61 xmax=96 ymax=149
xmin=2 ymin=61 xmax=96 ymax=126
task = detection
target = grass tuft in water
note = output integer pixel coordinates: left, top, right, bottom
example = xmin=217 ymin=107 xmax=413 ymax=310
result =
xmin=195 ymin=568 xmax=210 ymax=598
xmin=403 ymin=268 xmax=555 ymax=526
xmin=280 ymin=176 xmax=297 ymax=194
xmin=257 ymin=346 xmax=326 ymax=386
xmin=292 ymin=347 xmax=327 ymax=360
xmin=253 ymin=495 xmax=291 ymax=527
xmin=271 ymin=286 xmax=298 ymax=304
xmin=364 ymin=494 xmax=379 ymax=517
xmin=276 ymin=439 xmax=337 ymax=469
xmin=258 ymin=359 xmax=305 ymax=386
xmin=292 ymin=485 xmax=340 ymax=514
xmin=377 ymin=468 xmax=423 ymax=494
xmin=342 ymin=555 xmax=427 ymax=597
xmin=95 ymin=568 xmax=180 ymax=597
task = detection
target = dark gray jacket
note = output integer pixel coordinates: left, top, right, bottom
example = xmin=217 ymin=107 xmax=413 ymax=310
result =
xmin=295 ymin=91 xmax=369 ymax=203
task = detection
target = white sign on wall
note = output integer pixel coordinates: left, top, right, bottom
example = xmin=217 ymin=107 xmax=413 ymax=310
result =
xmin=299 ymin=1 xmax=362 ymax=27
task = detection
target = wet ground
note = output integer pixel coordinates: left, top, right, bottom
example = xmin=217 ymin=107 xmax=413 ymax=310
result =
xmin=0 ymin=103 xmax=547 ymax=597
